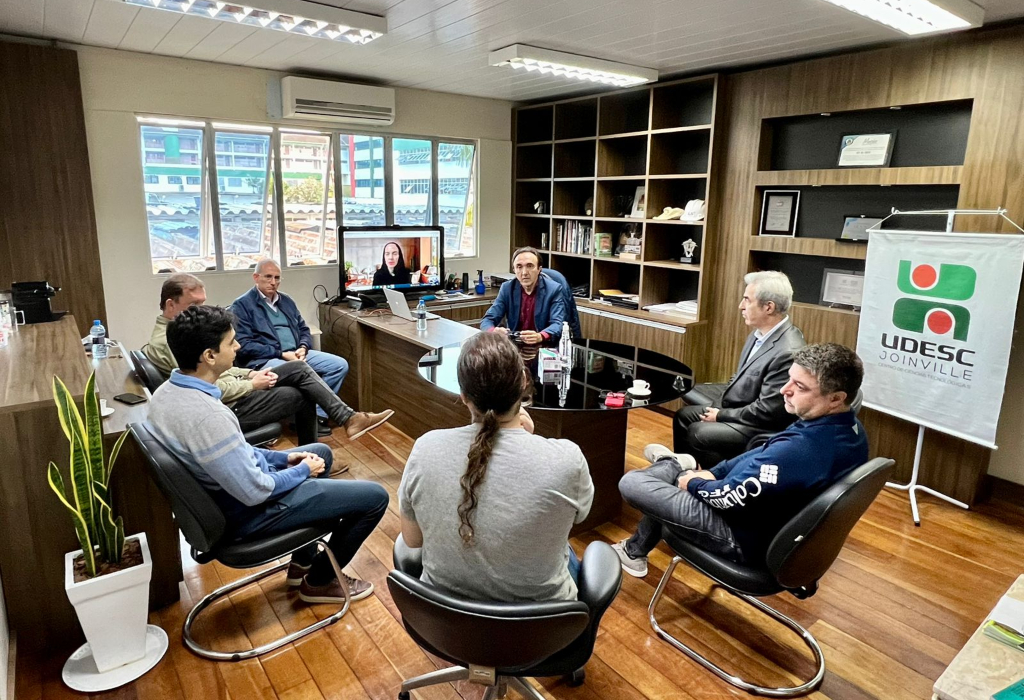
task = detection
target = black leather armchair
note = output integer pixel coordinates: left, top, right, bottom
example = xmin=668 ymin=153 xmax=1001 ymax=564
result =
xmin=130 ymin=422 xmax=351 ymax=661
xmin=387 ymin=535 xmax=622 ymax=700
xmin=128 ymin=349 xmax=282 ymax=447
xmin=648 ymin=457 xmax=894 ymax=697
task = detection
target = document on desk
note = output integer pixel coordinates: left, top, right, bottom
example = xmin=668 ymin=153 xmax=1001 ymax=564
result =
xmin=991 ymin=597 xmax=1024 ymax=635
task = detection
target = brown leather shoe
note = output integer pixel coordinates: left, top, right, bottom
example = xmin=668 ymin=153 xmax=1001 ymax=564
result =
xmin=298 ymin=574 xmax=374 ymax=603
xmin=330 ymin=462 xmax=350 ymax=476
xmin=344 ymin=410 xmax=394 ymax=440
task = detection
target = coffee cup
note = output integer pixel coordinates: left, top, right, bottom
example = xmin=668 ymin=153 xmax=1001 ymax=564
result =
xmin=99 ymin=399 xmax=108 ymax=412
xmin=631 ymin=379 xmax=650 ymax=392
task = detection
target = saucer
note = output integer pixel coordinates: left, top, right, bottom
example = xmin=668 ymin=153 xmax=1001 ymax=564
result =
xmin=627 ymin=388 xmax=651 ymax=398
xmin=100 ymin=406 xmax=115 ymax=418
xmin=62 ymin=624 xmax=168 ymax=692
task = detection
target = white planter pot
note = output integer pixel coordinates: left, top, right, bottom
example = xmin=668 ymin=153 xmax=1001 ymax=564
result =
xmin=64 ymin=532 xmax=152 ymax=673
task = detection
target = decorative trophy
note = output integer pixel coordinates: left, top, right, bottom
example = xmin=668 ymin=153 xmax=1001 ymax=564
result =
xmin=680 ymin=238 xmax=698 ymax=264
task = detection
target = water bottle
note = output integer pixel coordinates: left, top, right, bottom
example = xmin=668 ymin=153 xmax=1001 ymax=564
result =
xmin=558 ymin=321 xmax=572 ymax=370
xmin=90 ymin=319 xmax=109 ymax=359
xmin=415 ymin=299 xmax=427 ymax=332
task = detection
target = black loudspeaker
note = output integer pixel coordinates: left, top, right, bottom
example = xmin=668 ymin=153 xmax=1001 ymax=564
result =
xmin=461 ymin=273 xmax=470 ymax=291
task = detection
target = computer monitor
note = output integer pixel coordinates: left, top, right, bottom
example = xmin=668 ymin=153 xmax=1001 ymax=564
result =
xmin=340 ymin=225 xmax=444 ymax=294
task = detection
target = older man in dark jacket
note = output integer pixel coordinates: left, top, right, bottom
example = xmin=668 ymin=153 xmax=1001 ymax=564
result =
xmin=649 ymin=271 xmax=805 ymax=468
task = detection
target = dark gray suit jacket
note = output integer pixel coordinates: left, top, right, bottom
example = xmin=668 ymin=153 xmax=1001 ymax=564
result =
xmin=713 ymin=319 xmax=806 ymax=431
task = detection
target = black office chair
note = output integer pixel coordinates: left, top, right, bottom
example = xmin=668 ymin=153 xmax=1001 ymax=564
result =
xmin=130 ymin=422 xmax=351 ymax=661
xmin=745 ymin=390 xmax=864 ymax=452
xmin=387 ymin=535 xmax=622 ymax=699
xmin=648 ymin=457 xmax=894 ymax=697
xmin=128 ymin=349 xmax=282 ymax=447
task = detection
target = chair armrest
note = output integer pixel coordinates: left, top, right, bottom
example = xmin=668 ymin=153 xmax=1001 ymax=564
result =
xmin=393 ymin=534 xmax=423 ymax=578
xmin=576 ymin=541 xmax=622 ymax=612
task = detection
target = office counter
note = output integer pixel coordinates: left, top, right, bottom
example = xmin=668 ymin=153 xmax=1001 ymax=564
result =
xmin=0 ymin=316 xmax=181 ymax=653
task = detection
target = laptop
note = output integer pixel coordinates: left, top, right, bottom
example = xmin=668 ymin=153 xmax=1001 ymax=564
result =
xmin=384 ymin=287 xmax=440 ymax=321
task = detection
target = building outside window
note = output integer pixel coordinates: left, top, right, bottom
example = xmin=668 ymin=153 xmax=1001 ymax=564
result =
xmin=138 ymin=118 xmax=478 ymax=273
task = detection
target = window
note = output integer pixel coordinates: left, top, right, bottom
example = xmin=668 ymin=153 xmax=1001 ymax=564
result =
xmin=138 ymin=118 xmax=477 ymax=272
xmin=439 ymin=142 xmax=476 ymax=258
xmin=393 ymin=138 xmax=431 ymax=226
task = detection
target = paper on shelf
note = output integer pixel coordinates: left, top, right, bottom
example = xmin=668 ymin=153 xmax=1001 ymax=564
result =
xmin=990 ymin=596 xmax=1024 ymax=634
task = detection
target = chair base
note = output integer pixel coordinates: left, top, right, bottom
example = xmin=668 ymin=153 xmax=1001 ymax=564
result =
xmin=397 ymin=665 xmax=559 ymax=700
xmin=648 ymin=556 xmax=825 ymax=698
xmin=183 ymin=542 xmax=350 ymax=661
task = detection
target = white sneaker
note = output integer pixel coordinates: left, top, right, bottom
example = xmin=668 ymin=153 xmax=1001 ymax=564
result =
xmin=611 ymin=539 xmax=648 ymax=578
xmin=643 ymin=444 xmax=697 ymax=470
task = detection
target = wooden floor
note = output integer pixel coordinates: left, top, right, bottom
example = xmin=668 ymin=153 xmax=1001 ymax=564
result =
xmin=16 ymin=409 xmax=1024 ymax=699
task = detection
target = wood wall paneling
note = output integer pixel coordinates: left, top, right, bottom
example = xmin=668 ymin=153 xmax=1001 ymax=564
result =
xmin=0 ymin=41 xmax=106 ymax=337
xmin=709 ymin=25 xmax=1024 ymax=504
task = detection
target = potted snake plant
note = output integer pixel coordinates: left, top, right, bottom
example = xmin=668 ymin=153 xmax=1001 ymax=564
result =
xmin=48 ymin=372 xmax=152 ymax=674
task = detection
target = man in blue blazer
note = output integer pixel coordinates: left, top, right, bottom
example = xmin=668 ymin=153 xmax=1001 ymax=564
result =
xmin=480 ymin=247 xmax=570 ymax=344
xmin=232 ymin=259 xmax=354 ymax=430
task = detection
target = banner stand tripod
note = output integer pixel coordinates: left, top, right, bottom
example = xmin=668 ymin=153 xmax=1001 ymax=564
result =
xmin=866 ymin=208 xmax=1024 ymax=525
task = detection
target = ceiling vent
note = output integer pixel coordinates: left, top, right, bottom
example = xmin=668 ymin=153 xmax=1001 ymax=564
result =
xmin=279 ymin=76 xmax=395 ymax=125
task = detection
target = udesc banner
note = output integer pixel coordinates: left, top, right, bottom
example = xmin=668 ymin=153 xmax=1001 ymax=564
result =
xmin=856 ymin=231 xmax=1024 ymax=448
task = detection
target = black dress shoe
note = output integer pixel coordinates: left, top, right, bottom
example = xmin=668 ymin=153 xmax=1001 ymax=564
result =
xmin=317 ymin=422 xmax=332 ymax=437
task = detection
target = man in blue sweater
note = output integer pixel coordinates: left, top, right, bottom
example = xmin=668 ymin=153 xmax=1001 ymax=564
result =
xmin=232 ymin=259 xmax=356 ymax=429
xmin=614 ymin=343 xmax=869 ymax=575
xmin=147 ymin=305 xmax=389 ymax=603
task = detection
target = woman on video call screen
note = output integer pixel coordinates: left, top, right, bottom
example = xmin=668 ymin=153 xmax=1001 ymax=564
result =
xmin=372 ymin=241 xmax=412 ymax=287
xmin=344 ymin=231 xmax=440 ymax=290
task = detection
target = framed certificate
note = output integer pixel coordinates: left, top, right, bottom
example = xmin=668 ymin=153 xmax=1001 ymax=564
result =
xmin=838 ymin=132 xmax=895 ymax=167
xmin=759 ymin=190 xmax=800 ymax=237
xmin=819 ymin=269 xmax=864 ymax=310
xmin=839 ymin=216 xmax=882 ymax=241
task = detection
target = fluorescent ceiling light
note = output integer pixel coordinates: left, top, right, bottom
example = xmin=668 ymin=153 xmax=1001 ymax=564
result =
xmin=817 ymin=0 xmax=983 ymax=35
xmin=122 ymin=0 xmax=386 ymax=44
xmin=488 ymin=45 xmax=658 ymax=88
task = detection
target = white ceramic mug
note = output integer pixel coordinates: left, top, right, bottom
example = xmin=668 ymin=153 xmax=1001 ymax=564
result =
xmin=99 ymin=399 xmax=108 ymax=413
xmin=632 ymin=379 xmax=650 ymax=392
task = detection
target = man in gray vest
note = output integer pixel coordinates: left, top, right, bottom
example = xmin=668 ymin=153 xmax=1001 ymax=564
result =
xmin=647 ymin=271 xmax=805 ymax=467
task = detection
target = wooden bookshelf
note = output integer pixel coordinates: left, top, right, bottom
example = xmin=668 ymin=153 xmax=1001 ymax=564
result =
xmin=511 ymin=74 xmax=720 ymax=339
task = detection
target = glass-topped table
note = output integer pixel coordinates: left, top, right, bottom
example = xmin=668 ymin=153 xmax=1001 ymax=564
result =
xmin=418 ymin=338 xmax=692 ymax=411
xmin=417 ymin=337 xmax=693 ymax=532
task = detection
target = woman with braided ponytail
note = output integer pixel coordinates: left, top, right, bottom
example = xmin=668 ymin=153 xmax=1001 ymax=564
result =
xmin=398 ymin=332 xmax=594 ymax=601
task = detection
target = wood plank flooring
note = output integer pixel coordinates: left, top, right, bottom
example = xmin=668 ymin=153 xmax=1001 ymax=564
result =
xmin=16 ymin=409 xmax=1024 ymax=699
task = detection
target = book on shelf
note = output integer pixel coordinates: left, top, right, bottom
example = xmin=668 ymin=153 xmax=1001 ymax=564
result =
xmin=597 ymin=289 xmax=640 ymax=310
xmin=643 ymin=300 xmax=698 ymax=318
xmin=554 ymin=220 xmax=593 ymax=255
xmin=595 ymin=232 xmax=613 ymax=256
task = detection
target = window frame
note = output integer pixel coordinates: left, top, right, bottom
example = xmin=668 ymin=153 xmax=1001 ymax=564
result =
xmin=138 ymin=115 xmax=479 ymax=274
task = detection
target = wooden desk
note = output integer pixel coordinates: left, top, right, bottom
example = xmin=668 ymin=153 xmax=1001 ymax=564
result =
xmin=0 ymin=317 xmax=181 ymax=654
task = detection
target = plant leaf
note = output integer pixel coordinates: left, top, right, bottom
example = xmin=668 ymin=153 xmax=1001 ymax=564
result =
xmin=113 ymin=517 xmax=125 ymax=566
xmin=105 ymin=429 xmax=130 ymax=488
xmin=70 ymin=428 xmax=97 ymax=546
xmin=48 ymin=463 xmax=95 ymax=577
xmin=83 ymin=373 xmax=106 ymax=497
xmin=92 ymin=481 xmax=116 ymax=562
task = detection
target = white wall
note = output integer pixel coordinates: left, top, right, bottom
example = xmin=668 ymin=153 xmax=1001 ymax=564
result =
xmin=75 ymin=46 xmax=512 ymax=350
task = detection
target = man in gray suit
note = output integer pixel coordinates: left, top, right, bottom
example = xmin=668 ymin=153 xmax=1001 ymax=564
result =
xmin=648 ymin=271 xmax=805 ymax=467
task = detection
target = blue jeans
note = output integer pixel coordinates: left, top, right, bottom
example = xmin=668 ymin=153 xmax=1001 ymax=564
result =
xmin=264 ymin=350 xmax=349 ymax=419
xmin=231 ymin=443 xmax=388 ymax=585
xmin=567 ymin=544 xmax=580 ymax=584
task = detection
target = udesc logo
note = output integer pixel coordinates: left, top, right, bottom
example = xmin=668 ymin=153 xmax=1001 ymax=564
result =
xmin=879 ymin=261 xmax=977 ymax=381
xmin=892 ymin=261 xmax=976 ymax=341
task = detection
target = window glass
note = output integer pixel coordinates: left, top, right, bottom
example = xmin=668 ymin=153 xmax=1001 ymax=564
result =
xmin=339 ymin=135 xmax=385 ymax=227
xmin=393 ymin=138 xmax=432 ymax=226
xmin=140 ymin=123 xmax=215 ymax=273
xmin=281 ymin=132 xmax=336 ymax=266
xmin=216 ymin=130 xmax=274 ymax=271
xmin=439 ymin=142 xmax=477 ymax=257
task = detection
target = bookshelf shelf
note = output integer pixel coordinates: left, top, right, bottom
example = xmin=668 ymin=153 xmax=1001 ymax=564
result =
xmin=513 ymin=74 xmax=720 ymax=331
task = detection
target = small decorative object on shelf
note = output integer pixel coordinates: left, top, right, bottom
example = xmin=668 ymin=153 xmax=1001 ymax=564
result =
xmin=584 ymin=196 xmax=594 ymax=216
xmin=617 ymin=223 xmax=641 ymax=259
xmin=839 ymin=215 xmax=882 ymax=242
xmin=613 ymin=194 xmax=633 ymax=217
xmin=837 ymin=132 xmax=895 ymax=168
xmin=595 ymin=232 xmax=613 ymax=257
xmin=629 ymin=185 xmax=646 ymax=218
xmin=680 ymin=239 xmax=698 ymax=264
xmin=679 ymin=199 xmax=707 ymax=222
xmin=759 ymin=190 xmax=800 ymax=237
xmin=653 ymin=206 xmax=683 ymax=221
xmin=819 ymin=268 xmax=865 ymax=310
xmin=541 ymin=231 xmax=548 ymax=248
xmin=533 ymin=200 xmax=547 ymax=214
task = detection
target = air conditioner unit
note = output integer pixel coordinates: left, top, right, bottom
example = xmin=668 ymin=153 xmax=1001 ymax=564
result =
xmin=280 ymin=76 xmax=395 ymax=125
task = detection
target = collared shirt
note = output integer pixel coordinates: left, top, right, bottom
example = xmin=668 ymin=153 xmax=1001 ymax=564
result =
xmin=517 ymin=284 xmax=551 ymax=339
xmin=168 ymin=369 xmax=223 ymax=400
xmin=256 ymin=286 xmax=279 ymax=311
xmin=747 ymin=316 xmax=789 ymax=362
